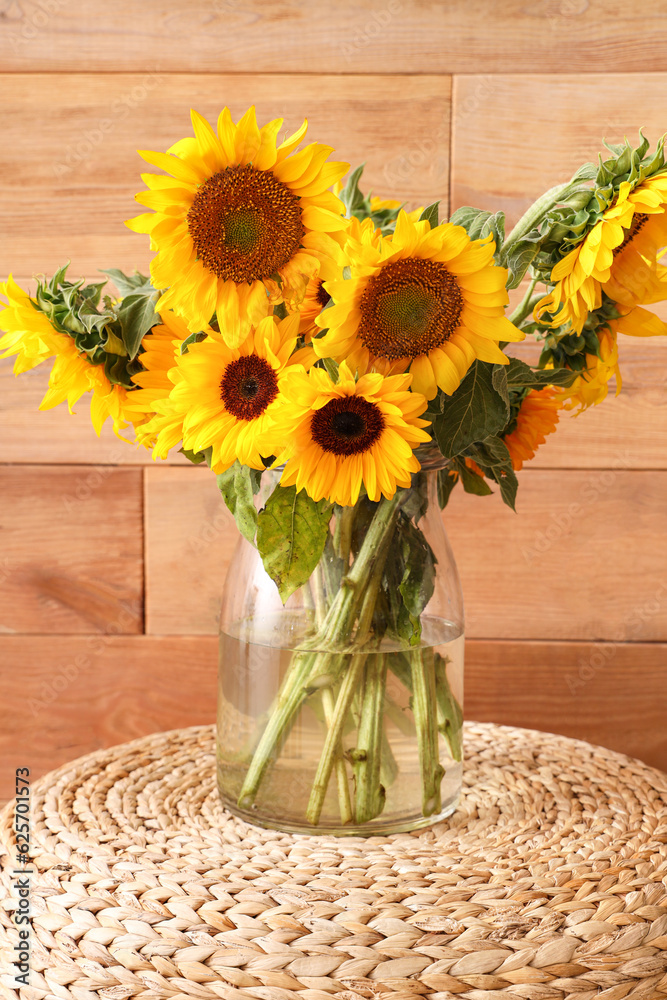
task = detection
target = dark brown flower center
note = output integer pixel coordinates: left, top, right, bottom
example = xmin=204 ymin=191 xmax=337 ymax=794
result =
xmin=613 ymin=212 xmax=651 ymax=257
xmin=316 ymin=280 xmax=331 ymax=308
xmin=311 ymin=395 xmax=385 ymax=456
xmin=357 ymin=258 xmax=464 ymax=360
xmin=220 ymin=355 xmax=279 ymax=420
xmin=187 ymin=164 xmax=305 ymax=283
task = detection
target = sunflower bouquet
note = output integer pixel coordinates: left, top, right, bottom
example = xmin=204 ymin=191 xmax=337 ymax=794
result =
xmin=3 ymin=109 xmax=667 ymax=833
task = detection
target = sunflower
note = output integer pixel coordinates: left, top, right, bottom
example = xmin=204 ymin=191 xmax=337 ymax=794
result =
xmin=127 ymin=107 xmax=349 ymax=345
xmin=313 ymin=211 xmax=523 ymax=400
xmin=503 ymin=388 xmax=561 ymax=470
xmin=126 ymin=309 xmax=194 ymax=455
xmin=535 ymin=174 xmax=667 ymax=336
xmin=151 ymin=313 xmax=306 ymax=472
xmin=297 ymin=275 xmax=333 ymax=340
xmin=561 ymin=329 xmax=621 ymax=412
xmin=274 ymin=362 xmax=431 ymax=506
xmin=0 ymin=277 xmax=135 ymax=436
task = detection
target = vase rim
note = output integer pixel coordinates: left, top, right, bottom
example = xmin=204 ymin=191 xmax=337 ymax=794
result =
xmin=414 ymin=442 xmax=449 ymax=472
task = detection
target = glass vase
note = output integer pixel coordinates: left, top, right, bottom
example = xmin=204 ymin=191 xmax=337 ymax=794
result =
xmin=217 ymin=459 xmax=464 ymax=835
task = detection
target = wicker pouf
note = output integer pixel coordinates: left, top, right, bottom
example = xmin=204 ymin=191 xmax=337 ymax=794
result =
xmin=2 ymin=724 xmax=667 ymax=1000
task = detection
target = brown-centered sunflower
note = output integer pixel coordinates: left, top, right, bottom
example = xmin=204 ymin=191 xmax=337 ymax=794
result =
xmin=127 ymin=107 xmax=349 ymax=346
xmin=313 ymin=211 xmax=523 ymax=399
xmin=274 ymin=361 xmax=431 ymax=506
xmin=149 ymin=313 xmax=309 ymax=472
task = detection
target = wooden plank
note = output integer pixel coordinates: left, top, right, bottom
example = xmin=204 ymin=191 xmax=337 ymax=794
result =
xmin=144 ymin=466 xmax=667 ymax=642
xmin=1 ymin=1 xmax=667 ymax=74
xmin=450 ymin=469 xmax=667 ymax=642
xmin=144 ymin=466 xmax=239 ymax=634
xmin=0 ymin=465 xmax=143 ymax=633
xmin=452 ymin=73 xmax=667 ymax=229
xmin=0 ymin=357 xmax=187 ymax=465
xmin=466 ymin=640 xmax=667 ymax=773
xmin=1 ymin=635 xmax=663 ymax=806
xmin=0 ymin=635 xmax=217 ymax=805
xmin=0 ymin=73 xmax=449 ymax=281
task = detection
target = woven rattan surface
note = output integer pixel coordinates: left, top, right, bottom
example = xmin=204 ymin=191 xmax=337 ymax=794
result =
xmin=2 ymin=723 xmax=667 ymax=1000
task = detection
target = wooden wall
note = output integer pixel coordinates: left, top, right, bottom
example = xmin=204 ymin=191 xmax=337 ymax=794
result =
xmin=1 ymin=1 xmax=666 ymax=803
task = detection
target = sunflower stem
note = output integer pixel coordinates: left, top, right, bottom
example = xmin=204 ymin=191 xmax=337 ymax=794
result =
xmin=508 ymin=275 xmax=540 ymax=327
xmin=352 ymin=652 xmax=388 ymax=823
xmin=434 ymin=653 xmax=464 ymax=763
xmin=237 ymin=648 xmax=325 ymax=810
xmin=305 ymin=507 xmax=399 ymax=825
xmin=306 ymin=653 xmax=367 ymax=826
xmin=321 ymin=685 xmax=353 ymax=825
xmin=238 ymin=493 xmax=402 ymax=816
xmin=500 ymin=181 xmax=577 ymax=262
xmin=411 ymin=646 xmax=445 ymax=817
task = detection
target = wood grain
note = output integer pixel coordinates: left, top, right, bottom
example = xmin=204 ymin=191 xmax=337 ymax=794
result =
xmin=0 ymin=466 xmax=143 ymax=633
xmin=0 ymin=357 xmax=187 ymax=465
xmin=1 ymin=1 xmax=666 ymax=74
xmin=0 ymin=73 xmax=449 ymax=281
xmin=1 ymin=635 xmax=664 ymax=806
xmin=0 ymin=635 xmax=218 ymax=805
xmin=144 ymin=466 xmax=667 ymax=642
xmin=451 ymin=73 xmax=667 ymax=229
xmin=144 ymin=466 xmax=238 ymax=634
xmin=466 ymin=640 xmax=667 ymax=773
xmin=450 ymin=469 xmax=667 ymax=642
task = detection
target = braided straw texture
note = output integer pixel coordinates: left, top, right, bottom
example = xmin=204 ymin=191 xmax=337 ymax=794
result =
xmin=1 ymin=723 xmax=667 ymax=1000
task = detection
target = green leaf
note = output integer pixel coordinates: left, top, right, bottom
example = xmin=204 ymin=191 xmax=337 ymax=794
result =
xmin=491 ymin=364 xmax=509 ymax=409
xmin=449 ymin=205 xmax=488 ymax=236
xmin=256 ymin=486 xmax=332 ymax=603
xmin=103 ymin=329 xmax=127 ymax=356
xmin=419 ymin=202 xmax=439 ymax=228
xmin=101 ymin=267 xmax=152 ymax=297
xmin=398 ymin=520 xmax=436 ymax=620
xmin=216 ymin=461 xmax=260 ymax=544
xmin=399 ymin=470 xmax=429 ymax=523
xmin=467 ymin=436 xmax=518 ymax=510
xmin=505 ymin=237 xmax=541 ymax=289
xmin=505 ymin=356 xmax=578 ymax=390
xmin=436 ymin=467 xmax=459 ymax=509
xmin=456 ymin=460 xmax=493 ymax=497
xmin=180 ymin=330 xmax=207 ymax=354
xmin=320 ymin=357 xmax=339 ymax=382
xmin=449 ymin=206 xmax=505 ymax=257
xmin=179 ymin=446 xmax=212 ymax=465
xmin=117 ymin=291 xmax=160 ymax=359
xmin=432 ymin=361 xmax=510 ymax=459
xmin=339 ymin=163 xmax=366 ymax=215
